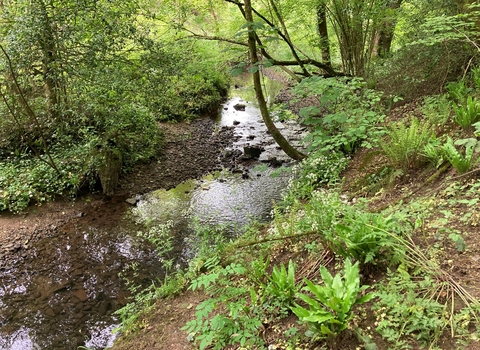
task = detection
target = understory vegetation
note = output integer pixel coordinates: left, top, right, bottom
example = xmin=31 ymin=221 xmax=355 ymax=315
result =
xmin=112 ymin=60 xmax=480 ymax=348
xmin=0 ymin=1 xmax=230 ymax=212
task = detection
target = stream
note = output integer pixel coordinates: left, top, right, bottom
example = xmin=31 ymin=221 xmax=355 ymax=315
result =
xmin=0 ymin=96 xmax=307 ymax=350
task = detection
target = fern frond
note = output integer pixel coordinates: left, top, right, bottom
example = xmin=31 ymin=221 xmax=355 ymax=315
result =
xmin=380 ymin=117 xmax=433 ymax=171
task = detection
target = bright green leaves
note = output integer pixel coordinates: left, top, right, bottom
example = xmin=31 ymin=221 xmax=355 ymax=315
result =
xmin=294 ymin=76 xmax=386 ymax=154
xmin=453 ymin=96 xmax=480 ymax=128
xmin=291 ymin=258 xmax=374 ymax=339
xmin=183 ymin=262 xmax=263 ymax=350
xmin=441 ymin=136 xmax=480 ymax=174
xmin=266 ymin=259 xmax=299 ymax=309
xmin=380 ymin=117 xmax=433 ymax=171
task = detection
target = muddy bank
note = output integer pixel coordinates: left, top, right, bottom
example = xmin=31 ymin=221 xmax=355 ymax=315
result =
xmin=117 ymin=117 xmax=240 ymax=196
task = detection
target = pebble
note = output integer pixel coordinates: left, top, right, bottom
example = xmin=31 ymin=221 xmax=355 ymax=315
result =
xmin=74 ymin=289 xmax=88 ymax=302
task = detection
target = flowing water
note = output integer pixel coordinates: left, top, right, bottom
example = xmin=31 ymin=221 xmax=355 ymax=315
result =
xmin=0 ymin=97 xmax=303 ymax=350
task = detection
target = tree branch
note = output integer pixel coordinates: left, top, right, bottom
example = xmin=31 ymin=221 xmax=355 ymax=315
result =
xmin=226 ymin=0 xmax=339 ymax=76
xmin=0 ymin=44 xmax=60 ymax=173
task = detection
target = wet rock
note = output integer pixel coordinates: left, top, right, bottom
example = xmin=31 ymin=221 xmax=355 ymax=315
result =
xmin=247 ymin=135 xmax=255 ymax=140
xmin=75 ymin=302 xmax=84 ymax=312
xmin=233 ymin=103 xmax=246 ymax=111
xmin=243 ymin=146 xmax=263 ymax=159
xmin=52 ymin=305 xmax=64 ymax=315
xmin=45 ymin=307 xmax=55 ymax=317
xmin=47 ymin=280 xmax=71 ymax=295
xmin=74 ymin=289 xmax=88 ymax=302
xmin=97 ymin=301 xmax=112 ymax=316
xmin=125 ymin=197 xmax=138 ymax=205
xmin=233 ymin=120 xmax=241 ymax=126
xmin=269 ymin=157 xmax=284 ymax=167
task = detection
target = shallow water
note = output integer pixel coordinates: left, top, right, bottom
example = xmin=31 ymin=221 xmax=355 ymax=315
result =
xmin=0 ymin=96 xmax=298 ymax=350
xmin=0 ymin=223 xmax=162 ymax=350
xmin=134 ymin=167 xmax=291 ymax=263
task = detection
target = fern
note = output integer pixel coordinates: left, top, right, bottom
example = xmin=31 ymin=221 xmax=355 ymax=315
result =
xmin=453 ymin=96 xmax=480 ymax=128
xmin=380 ymin=117 xmax=433 ymax=171
xmin=422 ymin=137 xmax=444 ymax=168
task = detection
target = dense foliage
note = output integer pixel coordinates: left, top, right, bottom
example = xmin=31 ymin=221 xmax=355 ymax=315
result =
xmin=109 ymin=2 xmax=480 ymax=349
xmin=0 ymin=0 xmax=229 ymax=211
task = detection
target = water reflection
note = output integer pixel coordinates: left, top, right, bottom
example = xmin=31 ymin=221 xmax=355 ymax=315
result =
xmin=0 ymin=327 xmax=39 ymax=350
xmin=0 ymin=95 xmax=299 ymax=350
xmin=134 ymin=167 xmax=291 ymax=261
xmin=0 ymin=225 xmax=163 ymax=350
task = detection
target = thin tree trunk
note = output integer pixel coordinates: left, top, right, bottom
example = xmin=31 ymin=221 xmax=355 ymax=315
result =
xmin=243 ymin=0 xmax=306 ymax=161
xmin=38 ymin=0 xmax=59 ymax=116
xmin=0 ymin=44 xmax=60 ymax=174
xmin=373 ymin=0 xmax=403 ymax=58
xmin=317 ymin=2 xmax=331 ymax=66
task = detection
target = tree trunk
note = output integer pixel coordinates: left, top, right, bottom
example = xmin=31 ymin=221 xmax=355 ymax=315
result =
xmin=373 ymin=0 xmax=403 ymax=58
xmin=317 ymin=2 xmax=331 ymax=66
xmin=38 ymin=0 xmax=59 ymax=115
xmin=243 ymin=0 xmax=306 ymax=161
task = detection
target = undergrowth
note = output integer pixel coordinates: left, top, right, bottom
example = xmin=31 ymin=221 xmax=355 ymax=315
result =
xmin=112 ymin=69 xmax=480 ymax=350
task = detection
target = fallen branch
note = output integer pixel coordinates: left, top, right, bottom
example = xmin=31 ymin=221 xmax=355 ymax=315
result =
xmin=236 ymin=230 xmax=317 ymax=248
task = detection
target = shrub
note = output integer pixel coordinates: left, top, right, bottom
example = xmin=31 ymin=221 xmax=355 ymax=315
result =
xmin=294 ymin=76 xmax=386 ymax=154
xmin=0 ymin=145 xmax=91 ymax=212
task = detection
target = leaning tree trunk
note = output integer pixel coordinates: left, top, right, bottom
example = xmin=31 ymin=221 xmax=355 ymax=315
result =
xmin=243 ymin=0 xmax=306 ymax=161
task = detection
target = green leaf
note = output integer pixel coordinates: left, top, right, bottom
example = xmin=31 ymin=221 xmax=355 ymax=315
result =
xmin=356 ymin=292 xmax=375 ymax=304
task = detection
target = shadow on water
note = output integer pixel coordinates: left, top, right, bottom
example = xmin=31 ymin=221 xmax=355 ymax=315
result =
xmin=0 ymin=96 xmax=301 ymax=349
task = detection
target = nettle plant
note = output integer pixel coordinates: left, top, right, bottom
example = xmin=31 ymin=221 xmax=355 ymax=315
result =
xmin=293 ymin=76 xmax=387 ymax=154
